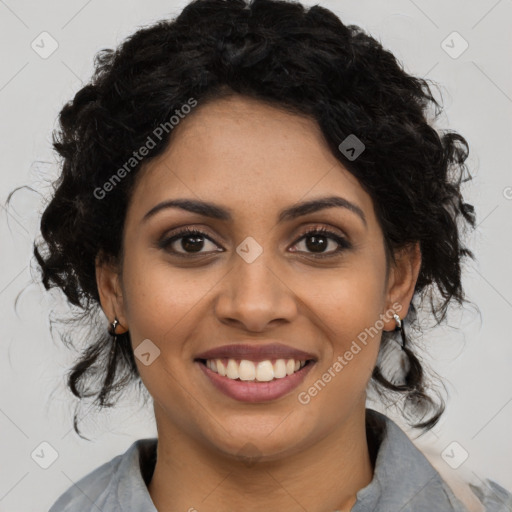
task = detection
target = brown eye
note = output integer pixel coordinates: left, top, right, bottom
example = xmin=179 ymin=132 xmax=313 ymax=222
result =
xmin=158 ymin=228 xmax=222 ymax=256
xmin=290 ymin=227 xmax=351 ymax=258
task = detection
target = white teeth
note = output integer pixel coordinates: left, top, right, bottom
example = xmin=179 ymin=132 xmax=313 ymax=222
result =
xmin=273 ymin=359 xmax=287 ymax=378
xmin=217 ymin=359 xmax=226 ymax=376
xmin=256 ymin=361 xmax=274 ymax=381
xmin=226 ymin=359 xmax=239 ymax=379
xmin=205 ymin=357 xmax=308 ymax=381
xmin=238 ymin=360 xmax=256 ymax=381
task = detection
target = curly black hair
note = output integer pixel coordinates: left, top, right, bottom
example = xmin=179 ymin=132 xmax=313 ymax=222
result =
xmin=29 ymin=0 xmax=476 ymax=437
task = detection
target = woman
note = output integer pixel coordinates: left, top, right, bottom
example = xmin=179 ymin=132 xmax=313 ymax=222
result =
xmin=35 ymin=0 xmax=510 ymax=510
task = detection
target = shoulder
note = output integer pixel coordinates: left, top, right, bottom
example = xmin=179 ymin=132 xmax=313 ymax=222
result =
xmin=48 ymin=438 xmax=158 ymax=512
xmin=420 ymin=443 xmax=512 ymax=512
xmin=468 ymin=479 xmax=512 ymax=512
xmin=361 ymin=409 xmax=470 ymax=512
xmin=364 ymin=410 xmax=512 ymax=512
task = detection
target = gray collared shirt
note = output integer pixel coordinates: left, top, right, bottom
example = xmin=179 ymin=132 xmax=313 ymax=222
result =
xmin=48 ymin=409 xmax=511 ymax=511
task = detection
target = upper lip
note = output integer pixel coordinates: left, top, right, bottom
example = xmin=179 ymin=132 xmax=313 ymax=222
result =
xmin=195 ymin=343 xmax=317 ymax=362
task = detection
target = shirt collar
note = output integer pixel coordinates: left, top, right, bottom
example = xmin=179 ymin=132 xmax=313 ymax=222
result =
xmin=351 ymin=409 xmax=464 ymax=511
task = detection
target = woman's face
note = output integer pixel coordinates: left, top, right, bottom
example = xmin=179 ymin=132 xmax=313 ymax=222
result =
xmin=98 ymin=95 xmax=420 ymax=461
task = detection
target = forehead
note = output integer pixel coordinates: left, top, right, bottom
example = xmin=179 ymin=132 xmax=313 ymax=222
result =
xmin=128 ymin=95 xmax=374 ymax=224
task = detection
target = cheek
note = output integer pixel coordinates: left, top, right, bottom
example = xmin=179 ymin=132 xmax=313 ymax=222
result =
xmin=298 ymin=248 xmax=387 ymax=380
xmin=304 ymin=253 xmax=387 ymax=338
xmin=123 ymin=250 xmax=208 ymax=316
xmin=300 ymin=274 xmax=384 ymax=412
xmin=119 ymin=253 xmax=215 ymax=408
xmin=121 ymin=251 xmax=218 ymax=343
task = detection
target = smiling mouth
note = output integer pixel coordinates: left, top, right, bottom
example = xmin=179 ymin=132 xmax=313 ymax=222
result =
xmin=196 ymin=358 xmax=315 ymax=382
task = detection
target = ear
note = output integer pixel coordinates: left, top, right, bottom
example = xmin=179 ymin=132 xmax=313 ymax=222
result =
xmin=382 ymin=241 xmax=421 ymax=331
xmin=95 ymin=251 xmax=129 ymax=334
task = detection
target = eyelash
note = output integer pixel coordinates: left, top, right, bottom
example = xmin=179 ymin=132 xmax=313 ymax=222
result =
xmin=157 ymin=225 xmax=351 ymax=259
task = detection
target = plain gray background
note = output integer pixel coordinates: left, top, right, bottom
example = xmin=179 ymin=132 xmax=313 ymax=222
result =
xmin=0 ymin=0 xmax=511 ymax=510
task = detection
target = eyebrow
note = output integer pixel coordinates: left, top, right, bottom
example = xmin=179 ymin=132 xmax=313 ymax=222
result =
xmin=142 ymin=195 xmax=367 ymax=227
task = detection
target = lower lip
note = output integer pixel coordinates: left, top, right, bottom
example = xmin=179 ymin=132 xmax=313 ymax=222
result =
xmin=196 ymin=360 xmax=315 ymax=403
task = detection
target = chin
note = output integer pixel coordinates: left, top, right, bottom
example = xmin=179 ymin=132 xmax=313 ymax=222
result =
xmin=202 ymin=418 xmax=315 ymax=463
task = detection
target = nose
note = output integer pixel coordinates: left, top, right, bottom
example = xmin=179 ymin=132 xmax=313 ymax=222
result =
xmin=214 ymin=250 xmax=298 ymax=333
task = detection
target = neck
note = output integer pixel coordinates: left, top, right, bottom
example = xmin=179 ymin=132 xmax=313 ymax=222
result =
xmin=148 ymin=406 xmax=374 ymax=512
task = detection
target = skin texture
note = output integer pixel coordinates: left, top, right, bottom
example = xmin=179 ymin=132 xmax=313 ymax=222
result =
xmin=96 ymin=95 xmax=421 ymax=512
